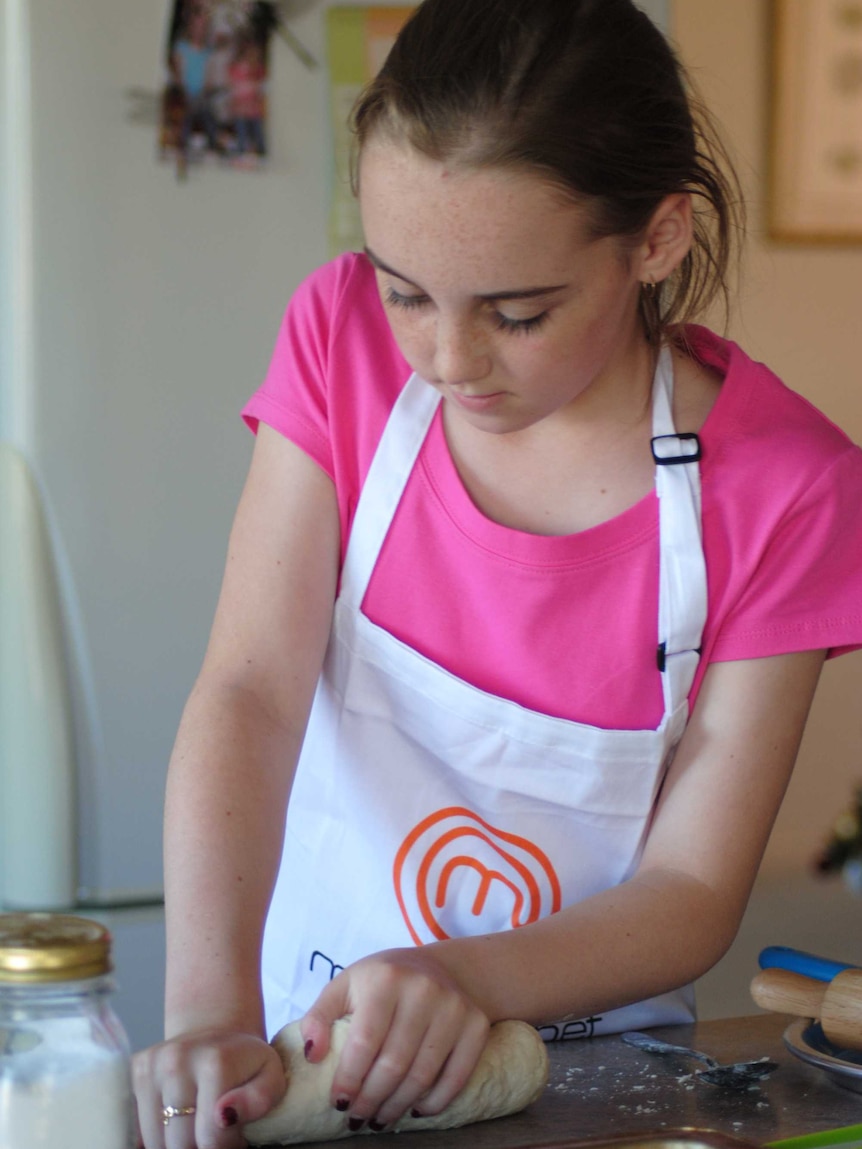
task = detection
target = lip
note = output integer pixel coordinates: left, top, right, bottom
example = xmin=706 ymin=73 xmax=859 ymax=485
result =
xmin=448 ymin=389 xmax=506 ymax=412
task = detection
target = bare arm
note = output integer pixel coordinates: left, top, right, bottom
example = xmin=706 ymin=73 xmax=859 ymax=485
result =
xmin=134 ymin=424 xmax=340 ymax=1146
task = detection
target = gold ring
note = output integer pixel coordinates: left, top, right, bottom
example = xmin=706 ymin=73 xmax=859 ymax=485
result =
xmin=162 ymin=1104 xmax=196 ymax=1125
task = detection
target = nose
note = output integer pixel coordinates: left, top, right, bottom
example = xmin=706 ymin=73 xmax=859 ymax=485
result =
xmin=432 ymin=316 xmax=491 ymax=387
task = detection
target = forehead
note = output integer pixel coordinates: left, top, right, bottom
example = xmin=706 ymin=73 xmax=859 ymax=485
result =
xmin=358 ymin=138 xmax=602 ymax=287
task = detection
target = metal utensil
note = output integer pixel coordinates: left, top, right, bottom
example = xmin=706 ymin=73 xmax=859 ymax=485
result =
xmin=621 ymin=1030 xmax=779 ymax=1088
xmin=784 ymin=1018 xmax=862 ymax=1094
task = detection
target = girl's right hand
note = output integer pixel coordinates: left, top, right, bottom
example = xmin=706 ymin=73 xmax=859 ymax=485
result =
xmin=301 ymin=947 xmax=490 ymax=1131
xmin=132 ymin=1028 xmax=287 ymax=1149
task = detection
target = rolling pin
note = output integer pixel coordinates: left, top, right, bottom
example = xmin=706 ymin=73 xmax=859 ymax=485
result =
xmin=751 ymin=966 xmax=862 ymax=1051
xmin=758 ymin=945 xmax=857 ymax=981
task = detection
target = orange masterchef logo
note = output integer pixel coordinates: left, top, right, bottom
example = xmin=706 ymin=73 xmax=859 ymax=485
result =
xmin=393 ymin=807 xmax=561 ymax=946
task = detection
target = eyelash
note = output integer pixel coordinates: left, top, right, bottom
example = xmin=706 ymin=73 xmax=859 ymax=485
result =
xmin=383 ymin=288 xmax=550 ymax=336
xmin=495 ymin=311 xmax=550 ymax=335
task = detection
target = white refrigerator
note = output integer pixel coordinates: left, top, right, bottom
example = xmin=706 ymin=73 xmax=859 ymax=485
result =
xmin=0 ymin=0 xmax=668 ymax=1052
xmin=0 ymin=0 xmax=335 ymax=1050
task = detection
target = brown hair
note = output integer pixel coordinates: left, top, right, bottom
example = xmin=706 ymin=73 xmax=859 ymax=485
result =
xmin=351 ymin=0 xmax=744 ymax=344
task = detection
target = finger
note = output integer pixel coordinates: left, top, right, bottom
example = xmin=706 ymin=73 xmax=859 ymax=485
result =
xmin=193 ymin=1081 xmax=246 ymax=1149
xmin=299 ymin=1010 xmax=334 ymax=1066
xmin=162 ymin=1101 xmax=199 ymax=1149
xmin=356 ymin=993 xmax=485 ymax=1126
xmin=360 ymin=1016 xmax=451 ymax=1128
xmin=132 ymin=1048 xmax=168 ymax=1149
xmin=409 ymin=1013 xmax=490 ymax=1117
xmin=329 ymin=1003 xmax=397 ymax=1116
xmin=302 ymin=971 xmax=398 ymax=1110
xmin=344 ymin=986 xmax=458 ymax=1126
xmin=191 ymin=1040 xmax=286 ymax=1149
xmin=213 ymin=1044 xmax=289 ymax=1130
xmin=132 ymin=1092 xmax=144 ymax=1149
xmin=300 ymin=971 xmax=352 ymax=1064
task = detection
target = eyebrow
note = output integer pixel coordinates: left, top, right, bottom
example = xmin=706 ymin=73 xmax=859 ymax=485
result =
xmin=364 ymin=247 xmax=569 ymax=302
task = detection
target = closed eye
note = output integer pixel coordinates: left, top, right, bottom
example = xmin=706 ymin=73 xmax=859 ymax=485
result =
xmin=495 ymin=311 xmax=550 ymax=335
xmin=385 ymin=287 xmax=550 ymax=336
xmin=384 ymin=286 xmax=430 ymax=310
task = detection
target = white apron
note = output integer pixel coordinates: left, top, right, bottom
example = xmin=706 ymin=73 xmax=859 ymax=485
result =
xmin=261 ymin=346 xmax=707 ymax=1042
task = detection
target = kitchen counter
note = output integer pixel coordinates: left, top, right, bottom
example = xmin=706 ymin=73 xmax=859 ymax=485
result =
xmin=293 ymin=1015 xmax=862 ymax=1148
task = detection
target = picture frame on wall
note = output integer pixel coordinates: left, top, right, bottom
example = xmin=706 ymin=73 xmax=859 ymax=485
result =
xmin=769 ymin=0 xmax=862 ymax=243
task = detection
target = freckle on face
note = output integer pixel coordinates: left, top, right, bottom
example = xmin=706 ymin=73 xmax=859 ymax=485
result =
xmin=358 ymin=138 xmax=647 ymax=432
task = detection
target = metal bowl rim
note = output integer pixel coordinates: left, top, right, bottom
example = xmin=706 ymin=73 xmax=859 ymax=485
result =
xmin=783 ymin=1018 xmax=862 ymax=1086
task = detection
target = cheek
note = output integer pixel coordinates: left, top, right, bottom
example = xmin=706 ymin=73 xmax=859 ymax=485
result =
xmin=384 ymin=313 xmax=434 ymax=370
xmin=517 ymin=329 xmax=582 ymax=381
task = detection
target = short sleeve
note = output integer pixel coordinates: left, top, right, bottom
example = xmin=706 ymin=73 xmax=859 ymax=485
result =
xmin=708 ymin=443 xmax=862 ymax=662
xmin=240 ymin=253 xmax=412 ymax=562
xmin=242 ymin=259 xmax=351 ymax=480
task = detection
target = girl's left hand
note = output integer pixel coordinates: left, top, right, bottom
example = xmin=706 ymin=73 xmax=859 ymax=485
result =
xmin=299 ymin=948 xmax=490 ymax=1130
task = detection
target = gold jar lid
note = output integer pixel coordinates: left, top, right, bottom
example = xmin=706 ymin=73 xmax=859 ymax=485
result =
xmin=0 ymin=913 xmax=113 ymax=983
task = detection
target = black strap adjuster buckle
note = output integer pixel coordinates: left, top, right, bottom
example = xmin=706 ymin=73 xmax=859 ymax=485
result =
xmin=657 ymin=641 xmax=702 ymax=672
xmin=651 ymin=432 xmax=701 ymax=466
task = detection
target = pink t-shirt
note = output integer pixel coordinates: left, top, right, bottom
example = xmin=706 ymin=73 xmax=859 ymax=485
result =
xmin=243 ymin=254 xmax=862 ymax=731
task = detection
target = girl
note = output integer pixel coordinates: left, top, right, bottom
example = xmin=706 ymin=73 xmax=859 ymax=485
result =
xmin=134 ymin=1 xmax=862 ymax=1146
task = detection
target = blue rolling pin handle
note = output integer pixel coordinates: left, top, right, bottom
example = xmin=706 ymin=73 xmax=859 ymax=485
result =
xmin=758 ymin=945 xmax=857 ymax=982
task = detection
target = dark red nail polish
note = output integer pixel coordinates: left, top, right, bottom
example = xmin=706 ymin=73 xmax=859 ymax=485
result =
xmin=335 ymin=1097 xmax=350 ymax=1112
xmin=369 ymin=1120 xmax=386 ymax=1132
xmin=221 ymin=1106 xmax=239 ymax=1128
xmin=304 ymin=1039 xmax=314 ymax=1060
xmin=411 ymin=1109 xmax=424 ymax=1119
xmin=348 ymin=1117 xmax=366 ymax=1132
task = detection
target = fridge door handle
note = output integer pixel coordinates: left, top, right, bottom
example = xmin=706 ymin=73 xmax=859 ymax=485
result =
xmin=0 ymin=444 xmax=77 ymax=909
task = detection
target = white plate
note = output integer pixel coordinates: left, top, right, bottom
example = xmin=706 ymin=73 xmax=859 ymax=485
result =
xmin=783 ymin=1019 xmax=862 ymax=1093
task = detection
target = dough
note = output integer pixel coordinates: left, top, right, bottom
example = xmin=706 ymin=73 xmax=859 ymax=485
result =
xmin=244 ymin=1018 xmax=548 ymax=1145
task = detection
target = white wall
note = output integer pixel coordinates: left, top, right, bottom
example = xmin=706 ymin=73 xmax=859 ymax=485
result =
xmin=636 ymin=0 xmax=670 ymax=30
xmin=672 ymin=1 xmax=862 ymax=875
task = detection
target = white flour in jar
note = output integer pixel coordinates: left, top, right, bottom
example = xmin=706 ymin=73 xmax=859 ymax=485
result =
xmin=0 ymin=1051 xmax=132 ymax=1149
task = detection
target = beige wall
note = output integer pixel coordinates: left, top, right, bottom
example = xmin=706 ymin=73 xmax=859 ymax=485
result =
xmin=672 ymin=1 xmax=862 ymax=874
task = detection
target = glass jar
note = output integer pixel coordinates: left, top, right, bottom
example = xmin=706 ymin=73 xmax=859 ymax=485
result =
xmin=0 ymin=912 xmax=133 ymax=1149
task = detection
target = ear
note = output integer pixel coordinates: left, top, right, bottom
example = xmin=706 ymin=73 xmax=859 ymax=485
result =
xmin=636 ymin=193 xmax=693 ymax=286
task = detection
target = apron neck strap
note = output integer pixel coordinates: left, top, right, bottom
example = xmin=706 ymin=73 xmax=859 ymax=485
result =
xmin=650 ymin=345 xmax=707 ymax=716
xmin=340 ymin=375 xmax=439 ymax=610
